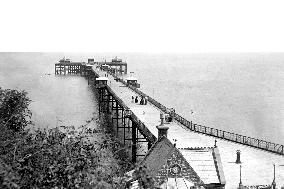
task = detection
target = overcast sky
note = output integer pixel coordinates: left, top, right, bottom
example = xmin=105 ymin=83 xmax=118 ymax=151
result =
xmin=1 ymin=0 xmax=284 ymax=53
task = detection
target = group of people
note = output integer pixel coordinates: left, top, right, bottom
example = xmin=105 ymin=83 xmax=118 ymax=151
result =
xmin=132 ymin=95 xmax=148 ymax=105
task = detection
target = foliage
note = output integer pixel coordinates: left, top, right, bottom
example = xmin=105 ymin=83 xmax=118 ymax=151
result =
xmin=0 ymin=88 xmax=134 ymax=188
xmin=0 ymin=87 xmax=156 ymax=189
xmin=131 ymin=166 xmax=156 ymax=189
xmin=0 ymin=88 xmax=31 ymax=132
xmin=0 ymin=123 xmax=134 ymax=188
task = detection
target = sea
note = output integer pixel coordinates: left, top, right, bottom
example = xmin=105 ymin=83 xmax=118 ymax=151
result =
xmin=0 ymin=52 xmax=283 ymax=144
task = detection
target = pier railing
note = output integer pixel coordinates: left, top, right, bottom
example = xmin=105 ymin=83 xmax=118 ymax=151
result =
xmin=108 ymin=71 xmax=284 ymax=155
xmin=173 ymin=113 xmax=284 ymax=155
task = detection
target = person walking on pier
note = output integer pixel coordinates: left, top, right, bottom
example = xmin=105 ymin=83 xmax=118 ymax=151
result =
xmin=135 ymin=96 xmax=138 ymax=103
xmin=144 ymin=96 xmax=148 ymax=105
xmin=131 ymin=96 xmax=134 ymax=103
xmin=140 ymin=97 xmax=144 ymax=105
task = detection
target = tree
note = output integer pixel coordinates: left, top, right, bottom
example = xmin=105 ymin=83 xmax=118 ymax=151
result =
xmin=0 ymin=88 xmax=31 ymax=132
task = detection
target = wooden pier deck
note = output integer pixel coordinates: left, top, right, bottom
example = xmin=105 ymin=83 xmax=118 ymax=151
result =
xmin=91 ymin=66 xmax=284 ymax=188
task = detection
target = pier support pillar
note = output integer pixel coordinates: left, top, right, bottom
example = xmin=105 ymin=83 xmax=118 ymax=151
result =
xmin=132 ymin=121 xmax=137 ymax=163
xmin=98 ymin=88 xmax=102 ymax=115
xmin=116 ymin=102 xmax=119 ymax=136
xmin=122 ymin=109 xmax=125 ymax=145
xmin=107 ymin=94 xmax=110 ymax=113
xmin=111 ymin=97 xmax=115 ymax=124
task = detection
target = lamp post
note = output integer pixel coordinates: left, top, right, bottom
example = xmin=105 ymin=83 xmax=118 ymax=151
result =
xmin=238 ymin=165 xmax=243 ymax=189
xmin=272 ymin=164 xmax=276 ymax=189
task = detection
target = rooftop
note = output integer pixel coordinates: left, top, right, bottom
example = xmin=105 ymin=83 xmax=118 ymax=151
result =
xmin=95 ymin=77 xmax=109 ymax=81
xmin=126 ymin=77 xmax=138 ymax=81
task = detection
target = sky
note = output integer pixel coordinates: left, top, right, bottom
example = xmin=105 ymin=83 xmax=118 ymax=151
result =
xmin=0 ymin=0 xmax=284 ymax=53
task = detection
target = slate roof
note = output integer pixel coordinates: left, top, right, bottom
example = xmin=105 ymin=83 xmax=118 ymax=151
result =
xmin=138 ymin=136 xmax=203 ymax=185
xmin=135 ymin=136 xmax=226 ymax=187
xmin=179 ymin=147 xmax=226 ymax=185
xmin=126 ymin=77 xmax=138 ymax=81
xmin=95 ymin=77 xmax=109 ymax=81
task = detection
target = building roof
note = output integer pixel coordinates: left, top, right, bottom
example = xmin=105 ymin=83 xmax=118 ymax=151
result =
xmin=138 ymin=136 xmax=203 ymax=185
xmin=126 ymin=77 xmax=138 ymax=81
xmin=128 ymin=136 xmax=226 ymax=188
xmin=102 ymin=64 xmax=110 ymax=67
xmin=179 ymin=147 xmax=226 ymax=185
xmin=95 ymin=77 xmax=109 ymax=81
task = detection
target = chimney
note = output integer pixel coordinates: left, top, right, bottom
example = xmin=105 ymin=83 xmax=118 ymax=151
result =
xmin=156 ymin=112 xmax=169 ymax=140
xmin=156 ymin=124 xmax=169 ymax=140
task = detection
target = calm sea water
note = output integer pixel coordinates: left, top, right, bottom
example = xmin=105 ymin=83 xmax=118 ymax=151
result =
xmin=0 ymin=53 xmax=99 ymax=129
xmin=0 ymin=52 xmax=283 ymax=144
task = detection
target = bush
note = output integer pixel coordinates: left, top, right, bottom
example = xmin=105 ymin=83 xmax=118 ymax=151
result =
xmin=0 ymin=124 xmax=134 ymax=188
xmin=0 ymin=88 xmax=31 ymax=132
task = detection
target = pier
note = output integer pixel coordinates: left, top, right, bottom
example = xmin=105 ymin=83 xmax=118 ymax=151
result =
xmin=54 ymin=58 xmax=93 ymax=75
xmin=96 ymin=57 xmax=128 ymax=74
xmin=55 ymin=58 xmax=127 ymax=76
xmin=55 ymin=58 xmax=284 ymax=188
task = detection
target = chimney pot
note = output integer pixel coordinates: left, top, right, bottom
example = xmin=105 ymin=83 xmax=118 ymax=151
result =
xmin=236 ymin=150 xmax=241 ymax=164
xmin=160 ymin=112 xmax=164 ymax=125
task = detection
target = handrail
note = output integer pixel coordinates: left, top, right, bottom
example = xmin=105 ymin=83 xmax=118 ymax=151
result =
xmin=105 ymin=69 xmax=284 ymax=155
xmin=173 ymin=113 xmax=284 ymax=155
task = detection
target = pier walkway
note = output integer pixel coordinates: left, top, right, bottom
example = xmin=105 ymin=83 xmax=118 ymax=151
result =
xmin=91 ymin=66 xmax=284 ymax=188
